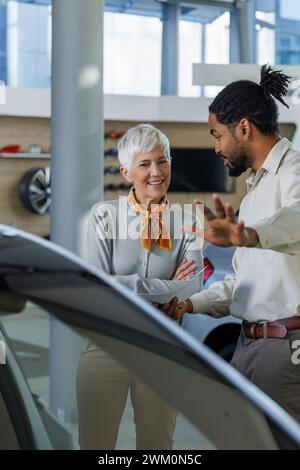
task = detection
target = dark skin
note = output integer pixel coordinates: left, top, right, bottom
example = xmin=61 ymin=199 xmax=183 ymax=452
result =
xmin=156 ymin=113 xmax=281 ymax=320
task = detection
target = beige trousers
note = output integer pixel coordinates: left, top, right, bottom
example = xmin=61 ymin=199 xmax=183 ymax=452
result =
xmin=76 ymin=341 xmax=177 ymax=450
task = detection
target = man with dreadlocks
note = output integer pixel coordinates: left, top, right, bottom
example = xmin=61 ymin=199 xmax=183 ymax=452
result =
xmin=160 ymin=64 xmax=300 ymax=423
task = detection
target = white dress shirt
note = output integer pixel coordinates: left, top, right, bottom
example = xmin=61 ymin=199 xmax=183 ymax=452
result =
xmin=191 ymin=137 xmax=300 ymax=322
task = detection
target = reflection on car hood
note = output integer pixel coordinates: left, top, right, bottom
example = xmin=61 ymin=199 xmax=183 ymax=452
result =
xmin=0 ymin=224 xmax=300 ymax=450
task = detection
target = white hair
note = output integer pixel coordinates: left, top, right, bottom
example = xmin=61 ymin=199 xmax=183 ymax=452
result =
xmin=118 ymin=124 xmax=171 ymax=171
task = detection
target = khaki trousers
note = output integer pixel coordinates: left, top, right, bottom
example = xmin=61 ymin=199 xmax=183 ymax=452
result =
xmin=76 ymin=342 xmax=177 ymax=450
xmin=230 ymin=329 xmax=300 ymax=423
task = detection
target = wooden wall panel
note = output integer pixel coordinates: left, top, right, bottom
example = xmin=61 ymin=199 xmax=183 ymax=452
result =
xmin=0 ymin=158 xmax=50 ymax=236
xmin=0 ymin=116 xmax=50 ymax=236
xmin=0 ymin=115 xmax=295 ymax=236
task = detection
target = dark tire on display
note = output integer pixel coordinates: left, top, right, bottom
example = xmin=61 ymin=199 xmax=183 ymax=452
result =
xmin=19 ymin=167 xmax=51 ymax=215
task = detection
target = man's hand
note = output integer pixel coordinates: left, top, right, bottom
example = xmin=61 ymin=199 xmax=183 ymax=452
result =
xmin=153 ymin=297 xmax=193 ymax=321
xmin=184 ymin=194 xmax=259 ymax=248
xmin=171 ymin=258 xmax=196 ymax=281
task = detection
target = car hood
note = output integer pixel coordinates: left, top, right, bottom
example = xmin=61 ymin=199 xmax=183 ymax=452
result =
xmin=0 ymin=224 xmax=300 ymax=450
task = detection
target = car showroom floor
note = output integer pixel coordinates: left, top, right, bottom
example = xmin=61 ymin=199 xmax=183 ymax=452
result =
xmin=2 ymin=303 xmax=215 ymax=450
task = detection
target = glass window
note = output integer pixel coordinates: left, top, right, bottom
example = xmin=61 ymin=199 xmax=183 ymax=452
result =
xmin=103 ymin=12 xmax=162 ymax=96
xmin=280 ymin=0 xmax=300 ymax=21
xmin=256 ymin=10 xmax=275 ymax=65
xmin=257 ymin=24 xmax=275 ymax=65
xmin=276 ymin=33 xmax=300 ymax=65
xmin=2 ymin=302 xmax=50 ymax=400
xmin=0 ymin=389 xmax=20 ymax=449
xmin=0 ymin=4 xmax=7 ymax=84
xmin=1 ymin=298 xmax=215 ymax=450
xmin=205 ymin=12 xmax=229 ymax=65
xmin=1 ymin=230 xmax=299 ymax=449
xmin=6 ymin=1 xmax=51 ymax=88
xmin=178 ymin=20 xmax=202 ymax=97
xmin=277 ymin=0 xmax=300 ymax=65
xmin=205 ymin=11 xmax=229 ymax=98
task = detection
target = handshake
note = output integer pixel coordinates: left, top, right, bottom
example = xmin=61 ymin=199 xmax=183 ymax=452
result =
xmin=153 ymin=297 xmax=194 ymax=321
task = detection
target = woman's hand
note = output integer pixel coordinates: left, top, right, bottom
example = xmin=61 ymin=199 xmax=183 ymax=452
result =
xmin=153 ymin=297 xmax=193 ymax=320
xmin=172 ymin=259 xmax=196 ymax=281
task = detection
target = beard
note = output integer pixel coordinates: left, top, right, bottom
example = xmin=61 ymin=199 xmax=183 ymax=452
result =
xmin=221 ymin=150 xmax=248 ymax=177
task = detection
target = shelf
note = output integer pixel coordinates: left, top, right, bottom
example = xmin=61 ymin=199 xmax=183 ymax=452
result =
xmin=0 ymin=153 xmax=51 ymax=159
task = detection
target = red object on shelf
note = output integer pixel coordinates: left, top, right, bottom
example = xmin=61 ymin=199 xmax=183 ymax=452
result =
xmin=105 ymin=130 xmax=126 ymax=140
xmin=0 ymin=144 xmax=21 ymax=153
xmin=105 ymin=131 xmax=117 ymax=140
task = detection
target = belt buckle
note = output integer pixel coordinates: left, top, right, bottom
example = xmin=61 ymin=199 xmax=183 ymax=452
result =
xmin=250 ymin=321 xmax=268 ymax=339
xmin=250 ymin=324 xmax=256 ymax=339
xmin=262 ymin=321 xmax=268 ymax=339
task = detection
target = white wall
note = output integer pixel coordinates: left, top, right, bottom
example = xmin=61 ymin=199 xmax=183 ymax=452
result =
xmin=0 ymin=87 xmax=299 ymax=147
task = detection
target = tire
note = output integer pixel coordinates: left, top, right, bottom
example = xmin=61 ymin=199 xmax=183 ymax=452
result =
xmin=217 ymin=343 xmax=237 ymax=363
xmin=19 ymin=167 xmax=51 ymax=215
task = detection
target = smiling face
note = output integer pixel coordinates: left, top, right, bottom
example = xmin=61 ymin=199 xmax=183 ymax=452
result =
xmin=208 ymin=112 xmax=250 ymax=177
xmin=120 ymin=146 xmax=171 ymax=207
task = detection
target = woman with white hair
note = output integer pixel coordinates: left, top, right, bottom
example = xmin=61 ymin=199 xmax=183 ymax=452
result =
xmin=77 ymin=124 xmax=203 ymax=450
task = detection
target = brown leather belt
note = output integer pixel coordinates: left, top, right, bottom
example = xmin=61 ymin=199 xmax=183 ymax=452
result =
xmin=242 ymin=317 xmax=300 ymax=339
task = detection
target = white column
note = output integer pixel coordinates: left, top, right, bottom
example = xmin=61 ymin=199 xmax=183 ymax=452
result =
xmin=161 ymin=3 xmax=179 ymax=95
xmin=50 ymin=0 xmax=104 ymax=424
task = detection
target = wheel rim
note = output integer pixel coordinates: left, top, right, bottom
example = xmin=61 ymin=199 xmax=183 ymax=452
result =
xmin=28 ymin=167 xmax=51 ymax=215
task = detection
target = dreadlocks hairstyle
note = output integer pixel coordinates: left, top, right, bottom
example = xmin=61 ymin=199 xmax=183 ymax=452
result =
xmin=209 ymin=64 xmax=291 ymax=136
